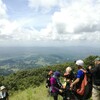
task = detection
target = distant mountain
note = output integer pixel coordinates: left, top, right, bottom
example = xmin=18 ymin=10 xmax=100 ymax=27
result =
xmin=0 ymin=46 xmax=100 ymax=75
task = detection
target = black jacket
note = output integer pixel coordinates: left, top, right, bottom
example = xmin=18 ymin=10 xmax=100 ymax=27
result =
xmin=92 ymin=64 xmax=100 ymax=86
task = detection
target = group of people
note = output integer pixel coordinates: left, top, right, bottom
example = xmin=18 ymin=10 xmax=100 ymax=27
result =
xmin=46 ymin=57 xmax=100 ymax=100
xmin=0 ymin=86 xmax=9 ymax=100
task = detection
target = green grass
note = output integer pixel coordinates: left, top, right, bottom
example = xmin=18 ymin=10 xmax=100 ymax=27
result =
xmin=10 ymin=83 xmax=92 ymax=100
xmin=10 ymin=83 xmax=62 ymax=100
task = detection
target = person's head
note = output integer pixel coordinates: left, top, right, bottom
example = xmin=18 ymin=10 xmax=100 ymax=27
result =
xmin=66 ymin=67 xmax=72 ymax=74
xmin=48 ymin=70 xmax=53 ymax=76
xmin=0 ymin=86 xmax=6 ymax=92
xmin=54 ymin=71 xmax=61 ymax=78
xmin=75 ymin=60 xmax=84 ymax=69
xmin=88 ymin=65 xmax=92 ymax=70
xmin=94 ymin=57 xmax=100 ymax=65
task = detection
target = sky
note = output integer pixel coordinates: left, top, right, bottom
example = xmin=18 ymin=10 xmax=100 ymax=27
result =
xmin=0 ymin=0 xmax=100 ymax=47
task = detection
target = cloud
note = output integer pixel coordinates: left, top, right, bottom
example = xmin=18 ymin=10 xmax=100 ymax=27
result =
xmin=0 ymin=0 xmax=100 ymax=46
xmin=28 ymin=0 xmax=59 ymax=12
xmin=52 ymin=0 xmax=100 ymax=33
xmin=41 ymin=0 xmax=100 ymax=42
xmin=0 ymin=0 xmax=7 ymax=18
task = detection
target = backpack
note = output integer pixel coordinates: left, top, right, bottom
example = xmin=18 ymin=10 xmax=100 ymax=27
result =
xmin=76 ymin=69 xmax=92 ymax=99
xmin=46 ymin=76 xmax=51 ymax=88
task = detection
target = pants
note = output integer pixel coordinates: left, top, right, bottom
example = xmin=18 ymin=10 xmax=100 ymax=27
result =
xmin=51 ymin=92 xmax=58 ymax=100
xmin=51 ymin=92 xmax=63 ymax=100
xmin=92 ymin=87 xmax=100 ymax=100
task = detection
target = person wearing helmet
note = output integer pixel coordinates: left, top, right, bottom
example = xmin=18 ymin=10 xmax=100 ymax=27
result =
xmin=50 ymin=71 xmax=63 ymax=100
xmin=70 ymin=60 xmax=85 ymax=99
xmin=0 ymin=86 xmax=9 ymax=100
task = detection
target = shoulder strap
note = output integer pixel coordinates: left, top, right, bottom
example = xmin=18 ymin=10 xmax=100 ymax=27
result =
xmin=80 ymin=69 xmax=87 ymax=73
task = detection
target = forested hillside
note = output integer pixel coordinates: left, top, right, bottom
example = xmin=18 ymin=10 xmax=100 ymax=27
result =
xmin=0 ymin=62 xmax=73 ymax=93
xmin=0 ymin=55 xmax=98 ymax=99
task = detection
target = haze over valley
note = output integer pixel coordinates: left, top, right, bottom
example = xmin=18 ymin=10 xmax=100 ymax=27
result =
xmin=0 ymin=46 xmax=100 ymax=75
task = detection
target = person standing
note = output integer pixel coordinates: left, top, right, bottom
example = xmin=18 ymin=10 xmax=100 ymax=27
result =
xmin=0 ymin=86 xmax=9 ymax=100
xmin=50 ymin=71 xmax=63 ymax=100
xmin=70 ymin=60 xmax=87 ymax=100
xmin=46 ymin=70 xmax=53 ymax=96
xmin=92 ymin=57 xmax=100 ymax=100
xmin=46 ymin=70 xmax=53 ymax=88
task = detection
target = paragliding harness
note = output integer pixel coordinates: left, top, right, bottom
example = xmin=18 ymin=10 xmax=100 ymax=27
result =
xmin=75 ymin=69 xmax=92 ymax=99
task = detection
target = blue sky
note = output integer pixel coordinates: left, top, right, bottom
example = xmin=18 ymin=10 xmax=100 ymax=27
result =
xmin=0 ymin=0 xmax=100 ymax=47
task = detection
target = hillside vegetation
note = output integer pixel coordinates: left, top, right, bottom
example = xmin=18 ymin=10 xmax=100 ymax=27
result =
xmin=10 ymin=83 xmax=62 ymax=100
xmin=0 ymin=55 xmax=98 ymax=99
xmin=0 ymin=62 xmax=73 ymax=93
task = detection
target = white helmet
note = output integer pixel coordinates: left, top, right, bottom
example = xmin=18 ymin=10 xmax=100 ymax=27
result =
xmin=76 ymin=60 xmax=84 ymax=66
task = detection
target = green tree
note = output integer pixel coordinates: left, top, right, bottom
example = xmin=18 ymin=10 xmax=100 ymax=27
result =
xmin=84 ymin=55 xmax=98 ymax=67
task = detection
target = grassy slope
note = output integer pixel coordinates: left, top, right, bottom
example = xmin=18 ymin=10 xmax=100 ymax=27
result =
xmin=10 ymin=83 xmax=92 ymax=100
xmin=10 ymin=83 xmax=62 ymax=100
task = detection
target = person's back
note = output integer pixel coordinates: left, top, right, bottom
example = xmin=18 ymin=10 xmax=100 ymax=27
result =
xmin=50 ymin=74 xmax=62 ymax=93
xmin=75 ymin=69 xmax=84 ymax=88
xmin=50 ymin=71 xmax=62 ymax=100
xmin=70 ymin=60 xmax=89 ymax=100
xmin=50 ymin=76 xmax=58 ymax=93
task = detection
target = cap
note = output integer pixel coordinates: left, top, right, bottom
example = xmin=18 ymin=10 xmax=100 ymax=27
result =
xmin=0 ymin=86 xmax=6 ymax=90
xmin=54 ymin=71 xmax=61 ymax=77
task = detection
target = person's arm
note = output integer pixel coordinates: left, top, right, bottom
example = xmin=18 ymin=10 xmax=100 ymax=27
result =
xmin=70 ymin=70 xmax=83 ymax=89
xmin=70 ymin=78 xmax=80 ymax=89
xmin=72 ymin=78 xmax=80 ymax=85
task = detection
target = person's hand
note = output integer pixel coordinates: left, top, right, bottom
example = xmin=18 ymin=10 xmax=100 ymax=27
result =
xmin=59 ymin=89 xmax=63 ymax=93
xmin=70 ymin=83 xmax=74 ymax=90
